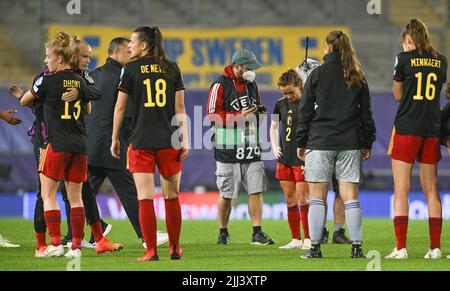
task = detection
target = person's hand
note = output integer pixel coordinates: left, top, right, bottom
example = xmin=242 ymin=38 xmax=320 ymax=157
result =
xmin=446 ymin=138 xmax=450 ymax=157
xmin=0 ymin=109 xmax=22 ymax=125
xmin=273 ymin=146 xmax=282 ymax=159
xmin=361 ymin=149 xmax=371 ymax=160
xmin=180 ymin=146 xmax=189 ymax=160
xmin=61 ymin=88 xmax=79 ymax=102
xmin=242 ymin=107 xmax=257 ymax=118
xmin=8 ymin=85 xmax=25 ymax=100
xmin=297 ymin=148 xmax=306 ymax=161
xmin=110 ymin=139 xmax=120 ymax=159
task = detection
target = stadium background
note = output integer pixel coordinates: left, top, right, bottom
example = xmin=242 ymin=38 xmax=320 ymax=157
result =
xmin=0 ymin=0 xmax=449 ymax=221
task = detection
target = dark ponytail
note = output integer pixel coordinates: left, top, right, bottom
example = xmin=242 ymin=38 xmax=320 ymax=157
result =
xmin=134 ymin=26 xmax=177 ymax=75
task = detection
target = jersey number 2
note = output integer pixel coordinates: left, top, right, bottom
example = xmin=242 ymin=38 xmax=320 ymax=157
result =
xmin=144 ymin=78 xmax=167 ymax=107
xmin=286 ymin=127 xmax=291 ymax=141
xmin=413 ymin=72 xmax=437 ymax=101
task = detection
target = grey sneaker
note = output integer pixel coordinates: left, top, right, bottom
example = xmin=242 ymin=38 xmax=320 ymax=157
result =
xmin=251 ymin=232 xmax=274 ymax=245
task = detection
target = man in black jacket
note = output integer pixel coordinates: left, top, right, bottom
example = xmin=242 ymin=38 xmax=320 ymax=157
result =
xmin=87 ymin=37 xmax=168 ymax=247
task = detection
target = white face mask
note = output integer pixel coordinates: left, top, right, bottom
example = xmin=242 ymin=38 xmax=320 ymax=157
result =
xmin=242 ymin=70 xmax=256 ymax=82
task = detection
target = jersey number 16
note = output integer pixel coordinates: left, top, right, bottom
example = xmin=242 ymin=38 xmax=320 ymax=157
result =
xmin=413 ymin=72 xmax=438 ymax=101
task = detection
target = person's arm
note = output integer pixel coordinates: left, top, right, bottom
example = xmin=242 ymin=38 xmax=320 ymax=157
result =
xmin=175 ymin=90 xmax=189 ymax=160
xmin=393 ymin=54 xmax=405 ymax=102
xmin=25 ymin=75 xmax=48 ymax=106
xmin=296 ymin=69 xmax=317 ymax=159
xmin=447 ymin=138 xmax=450 ymax=157
xmin=84 ymin=71 xmax=102 ymax=101
xmin=393 ymin=81 xmax=403 ymax=102
xmin=9 ymin=85 xmax=35 ymax=106
xmin=111 ymin=91 xmax=127 ymax=159
xmin=206 ymin=82 xmax=255 ymax=127
xmin=20 ymin=91 xmax=36 ymax=106
xmin=206 ymin=83 xmax=228 ymax=126
xmin=77 ymin=71 xmax=102 ymax=102
xmin=360 ymin=81 xmax=377 ymax=160
xmin=270 ymin=119 xmax=282 ymax=159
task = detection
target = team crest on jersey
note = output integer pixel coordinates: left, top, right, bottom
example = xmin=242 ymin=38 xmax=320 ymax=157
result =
xmin=287 ymin=115 xmax=293 ymax=126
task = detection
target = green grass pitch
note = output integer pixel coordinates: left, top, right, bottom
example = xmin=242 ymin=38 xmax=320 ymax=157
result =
xmin=0 ymin=218 xmax=449 ymax=271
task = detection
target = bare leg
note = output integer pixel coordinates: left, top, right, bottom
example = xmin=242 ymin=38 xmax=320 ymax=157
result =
xmin=39 ymin=174 xmax=60 ymax=211
xmin=218 ymin=197 xmax=232 ymax=229
xmin=248 ymin=193 xmax=263 ymax=227
xmin=392 ymin=159 xmax=413 ymax=216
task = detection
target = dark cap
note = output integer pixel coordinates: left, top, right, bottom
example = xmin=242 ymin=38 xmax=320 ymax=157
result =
xmin=231 ymin=49 xmax=262 ymax=70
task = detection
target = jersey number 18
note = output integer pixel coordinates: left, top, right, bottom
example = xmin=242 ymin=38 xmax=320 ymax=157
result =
xmin=143 ymin=78 xmax=167 ymax=107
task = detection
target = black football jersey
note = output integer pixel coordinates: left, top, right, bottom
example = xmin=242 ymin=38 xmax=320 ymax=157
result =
xmin=31 ymin=70 xmax=88 ymax=153
xmin=273 ymin=97 xmax=303 ymax=167
xmin=118 ymin=56 xmax=184 ymax=150
xmin=393 ymin=50 xmax=447 ymax=136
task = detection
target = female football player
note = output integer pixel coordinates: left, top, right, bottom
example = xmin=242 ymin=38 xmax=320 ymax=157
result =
xmin=270 ymin=69 xmax=310 ymax=250
xmin=386 ymin=19 xmax=447 ymax=260
xmin=111 ymin=26 xmax=188 ymax=261
xmin=19 ymin=32 xmax=91 ymax=258
xmin=297 ymin=31 xmax=376 ymax=259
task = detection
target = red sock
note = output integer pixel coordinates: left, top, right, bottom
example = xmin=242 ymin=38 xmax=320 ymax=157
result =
xmin=70 ymin=207 xmax=85 ymax=250
xmin=165 ymin=198 xmax=182 ymax=248
xmin=89 ymin=221 xmax=104 ymax=243
xmin=44 ymin=210 xmax=61 ymax=246
xmin=287 ymin=205 xmax=301 ymax=240
xmin=35 ymin=232 xmax=47 ymax=249
xmin=394 ymin=216 xmax=408 ymax=250
xmin=429 ymin=217 xmax=442 ymax=249
xmin=139 ymin=199 xmax=157 ymax=251
xmin=300 ymin=204 xmax=310 ymax=239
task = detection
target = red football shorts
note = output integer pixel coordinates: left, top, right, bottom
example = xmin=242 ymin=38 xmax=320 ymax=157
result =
xmin=275 ymin=162 xmax=305 ymax=183
xmin=127 ymin=144 xmax=183 ymax=176
xmin=388 ymin=128 xmax=441 ymax=164
xmin=39 ymin=143 xmax=87 ymax=183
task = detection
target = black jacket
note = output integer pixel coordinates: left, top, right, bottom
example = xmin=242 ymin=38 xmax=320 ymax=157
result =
xmin=87 ymin=58 xmax=132 ymax=169
xmin=80 ymin=70 xmax=102 ymax=102
xmin=441 ymin=102 xmax=450 ymax=145
xmin=296 ymin=52 xmax=376 ymax=150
